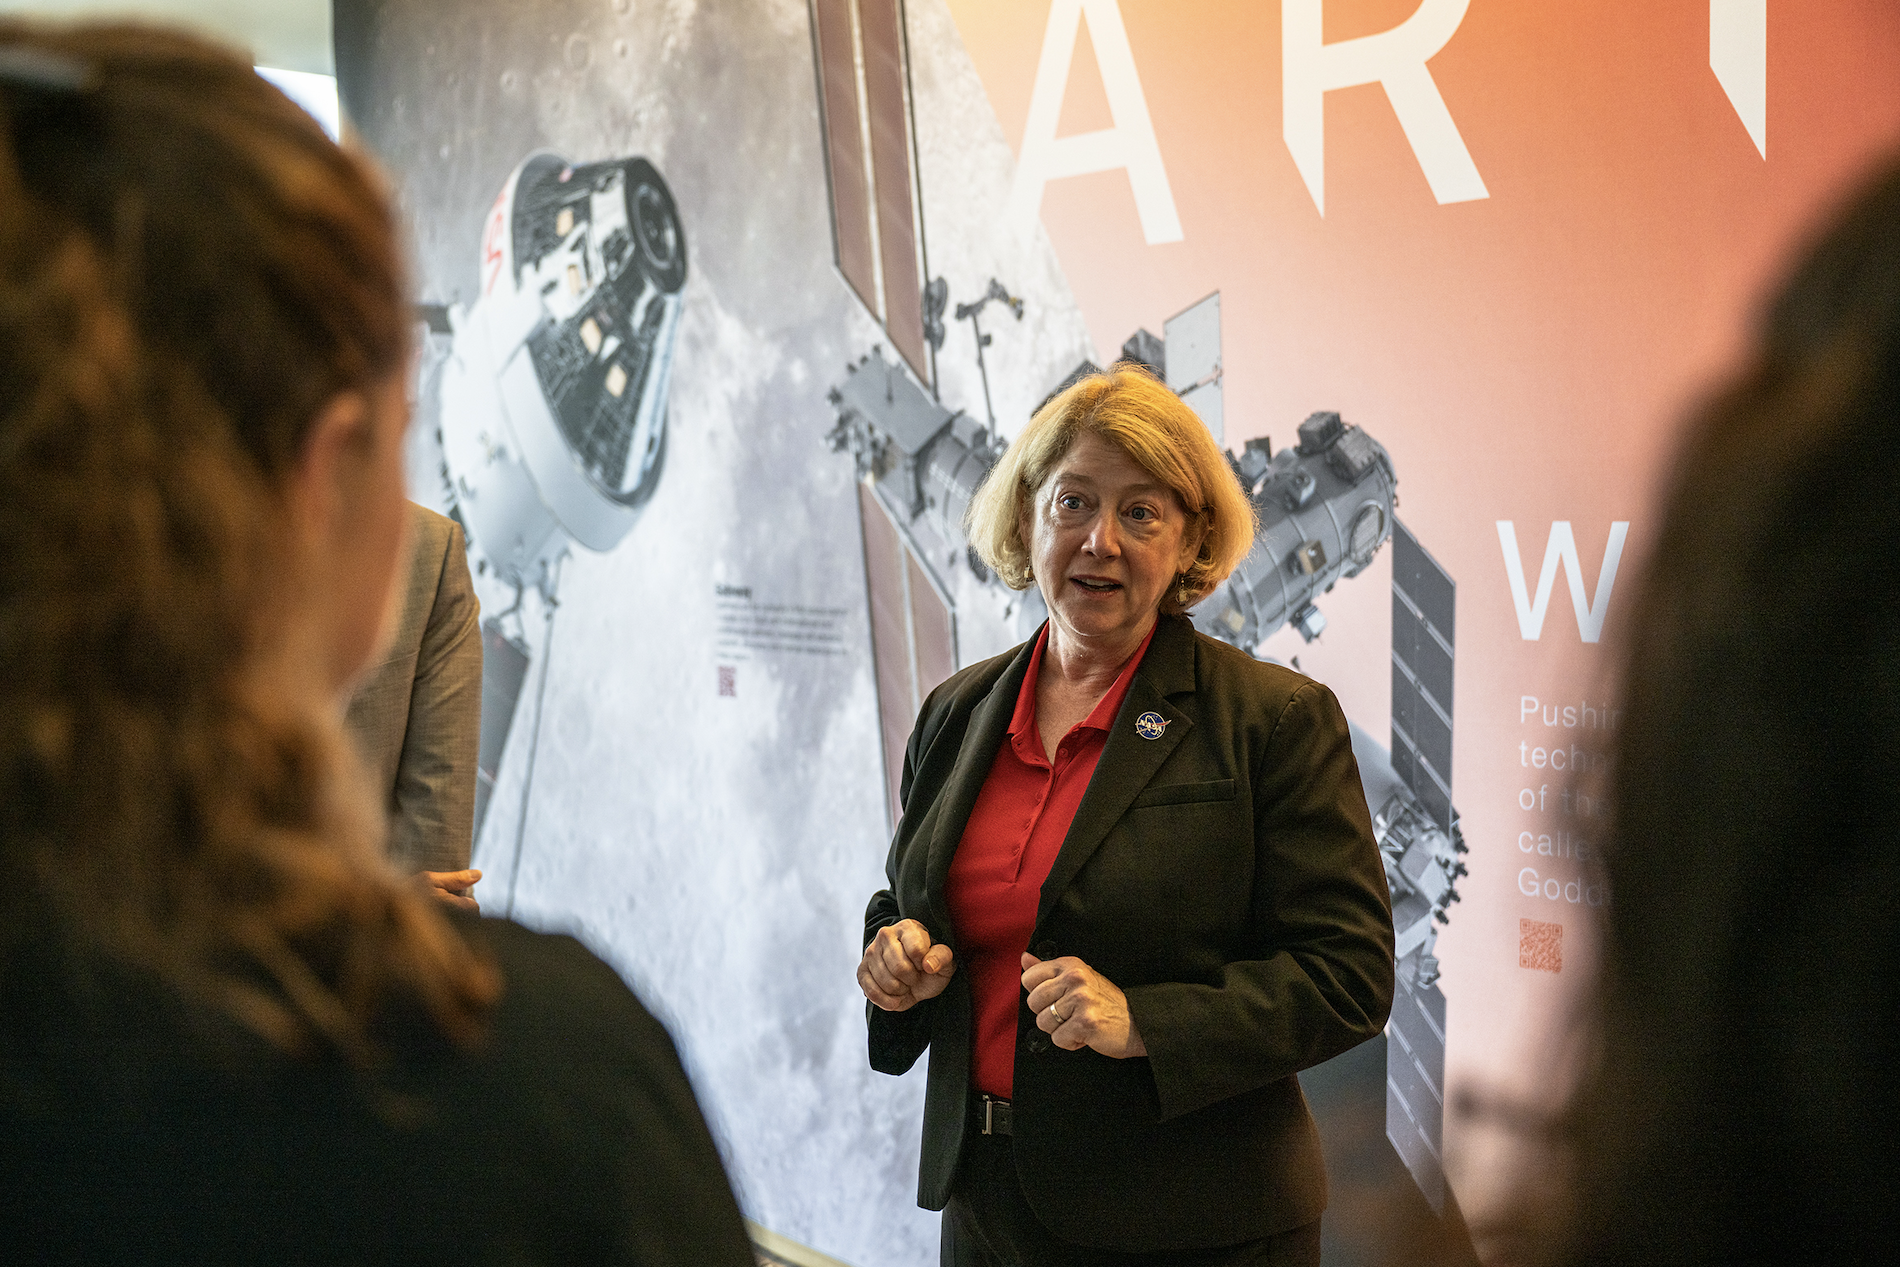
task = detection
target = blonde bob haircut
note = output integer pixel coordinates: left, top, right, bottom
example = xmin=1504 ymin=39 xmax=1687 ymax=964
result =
xmin=966 ymin=364 xmax=1256 ymax=615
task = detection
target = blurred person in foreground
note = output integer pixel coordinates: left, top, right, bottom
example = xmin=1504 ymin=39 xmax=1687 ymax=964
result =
xmin=0 ymin=24 xmax=753 ymax=1264
xmin=857 ymin=366 xmax=1395 ymax=1266
xmin=1541 ymin=158 xmax=1900 ymax=1265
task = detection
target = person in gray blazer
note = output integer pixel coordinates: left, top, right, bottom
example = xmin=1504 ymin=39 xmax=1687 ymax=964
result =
xmin=858 ymin=367 xmax=1396 ymax=1266
xmin=346 ymin=500 xmax=484 ymax=907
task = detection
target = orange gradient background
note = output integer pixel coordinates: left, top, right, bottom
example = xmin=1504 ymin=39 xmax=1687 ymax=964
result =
xmin=944 ymin=0 xmax=1900 ymax=1216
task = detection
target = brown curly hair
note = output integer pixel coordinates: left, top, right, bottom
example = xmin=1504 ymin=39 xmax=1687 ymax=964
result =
xmin=0 ymin=22 xmax=497 ymax=1060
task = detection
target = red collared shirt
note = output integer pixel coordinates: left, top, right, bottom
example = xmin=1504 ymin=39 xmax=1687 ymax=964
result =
xmin=945 ymin=620 xmax=1156 ymax=1099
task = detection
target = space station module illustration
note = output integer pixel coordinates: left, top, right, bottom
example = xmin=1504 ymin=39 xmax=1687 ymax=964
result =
xmin=825 ymin=296 xmax=1465 ymax=1212
xmin=418 ymin=150 xmax=687 ymax=837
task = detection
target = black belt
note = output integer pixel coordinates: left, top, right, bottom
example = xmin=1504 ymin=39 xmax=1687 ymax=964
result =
xmin=973 ymin=1093 xmax=1013 ymax=1136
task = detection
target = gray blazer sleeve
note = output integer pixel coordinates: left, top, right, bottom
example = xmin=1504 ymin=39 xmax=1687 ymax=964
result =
xmin=387 ymin=516 xmax=483 ymax=874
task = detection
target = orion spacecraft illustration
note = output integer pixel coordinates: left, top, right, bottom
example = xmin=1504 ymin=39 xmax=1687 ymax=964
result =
xmin=419 ymin=150 xmax=686 ymax=846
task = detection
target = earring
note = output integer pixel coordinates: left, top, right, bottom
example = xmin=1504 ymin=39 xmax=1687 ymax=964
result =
xmin=1175 ymin=573 xmax=1190 ymax=606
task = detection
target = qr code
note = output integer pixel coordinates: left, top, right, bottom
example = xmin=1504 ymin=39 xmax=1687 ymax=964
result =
xmin=717 ymin=665 xmax=736 ymax=697
xmin=1519 ymin=918 xmax=1562 ymax=973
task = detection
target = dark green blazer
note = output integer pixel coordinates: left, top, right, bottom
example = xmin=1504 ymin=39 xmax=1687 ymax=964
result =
xmin=865 ymin=614 xmax=1395 ymax=1253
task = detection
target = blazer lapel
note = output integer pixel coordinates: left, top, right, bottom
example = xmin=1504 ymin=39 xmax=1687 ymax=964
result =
xmin=923 ymin=634 xmax=1038 ymax=941
xmin=1036 ymin=616 xmax=1198 ymax=927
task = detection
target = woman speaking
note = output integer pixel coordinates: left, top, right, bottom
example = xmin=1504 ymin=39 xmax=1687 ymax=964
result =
xmin=858 ymin=368 xmax=1396 ymax=1266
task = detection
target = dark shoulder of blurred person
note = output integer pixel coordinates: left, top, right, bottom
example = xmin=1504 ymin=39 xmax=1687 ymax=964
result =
xmin=0 ymin=22 xmax=753 ymax=1265
xmin=1550 ymin=157 xmax=1900 ymax=1266
xmin=0 ymin=915 xmax=754 ymax=1265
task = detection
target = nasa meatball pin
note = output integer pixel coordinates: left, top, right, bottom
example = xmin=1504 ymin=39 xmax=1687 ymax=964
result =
xmin=1135 ymin=711 xmax=1169 ymax=740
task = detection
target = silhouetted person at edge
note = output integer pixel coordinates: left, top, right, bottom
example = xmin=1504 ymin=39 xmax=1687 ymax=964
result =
xmin=1530 ymin=157 xmax=1900 ymax=1266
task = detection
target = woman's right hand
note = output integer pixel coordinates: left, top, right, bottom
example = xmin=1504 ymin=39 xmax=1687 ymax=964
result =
xmin=858 ymin=919 xmax=956 ymax=1012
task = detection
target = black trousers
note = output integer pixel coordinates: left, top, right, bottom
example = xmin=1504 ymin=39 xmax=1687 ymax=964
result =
xmin=942 ymin=1131 xmax=1322 ymax=1267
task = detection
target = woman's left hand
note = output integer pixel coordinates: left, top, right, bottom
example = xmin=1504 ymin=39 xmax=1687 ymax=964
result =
xmin=1021 ymin=952 xmax=1147 ymax=1058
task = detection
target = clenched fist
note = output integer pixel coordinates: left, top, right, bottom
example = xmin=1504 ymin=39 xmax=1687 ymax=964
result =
xmin=859 ymin=918 xmax=956 ymax=1012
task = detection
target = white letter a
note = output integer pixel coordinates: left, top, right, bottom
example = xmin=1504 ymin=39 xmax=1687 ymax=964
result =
xmin=1007 ymin=0 xmax=1183 ymax=245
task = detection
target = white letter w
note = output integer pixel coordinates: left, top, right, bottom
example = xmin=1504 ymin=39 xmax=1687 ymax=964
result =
xmin=1497 ymin=521 xmax=1630 ymax=643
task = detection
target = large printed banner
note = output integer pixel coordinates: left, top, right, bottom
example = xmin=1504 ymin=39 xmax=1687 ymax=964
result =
xmin=335 ymin=3 xmax=1900 ymax=1263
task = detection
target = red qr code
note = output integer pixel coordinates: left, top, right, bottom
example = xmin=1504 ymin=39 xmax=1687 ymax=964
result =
xmin=717 ymin=665 xmax=736 ymax=697
xmin=1519 ymin=918 xmax=1562 ymax=973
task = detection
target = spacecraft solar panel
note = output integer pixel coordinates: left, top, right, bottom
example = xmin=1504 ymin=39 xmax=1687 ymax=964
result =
xmin=1391 ymin=519 xmax=1456 ymax=834
xmin=810 ymin=0 xmax=931 ymax=385
xmin=906 ymin=548 xmax=956 ymax=705
xmin=1163 ymin=292 xmax=1223 ymax=447
xmin=811 ymin=0 xmax=878 ymax=320
xmin=859 ymin=484 xmax=916 ymax=828
xmin=858 ymin=0 xmax=928 ymax=382
xmin=1386 ymin=968 xmax=1450 ymax=1214
xmin=857 ymin=482 xmax=957 ymax=831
